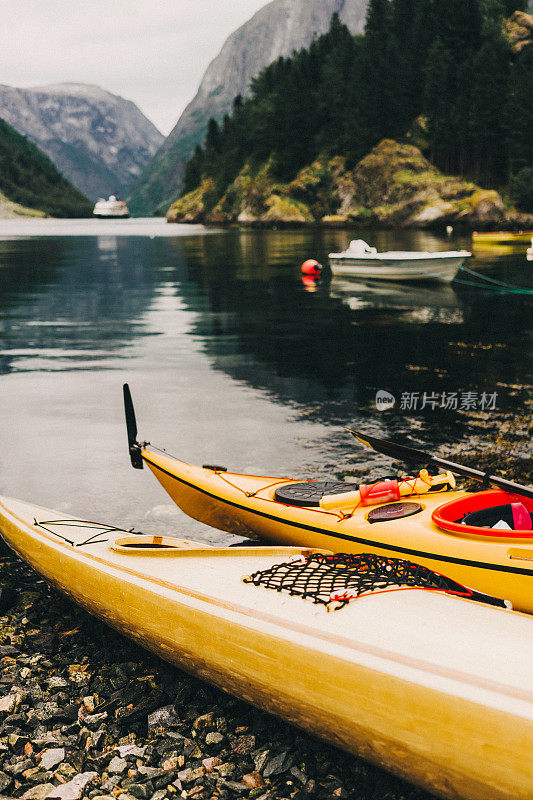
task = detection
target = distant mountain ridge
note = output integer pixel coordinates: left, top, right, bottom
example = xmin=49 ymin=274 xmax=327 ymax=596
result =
xmin=0 ymin=116 xmax=92 ymax=218
xmin=0 ymin=83 xmax=164 ymax=201
xmin=129 ymin=0 xmax=368 ymax=215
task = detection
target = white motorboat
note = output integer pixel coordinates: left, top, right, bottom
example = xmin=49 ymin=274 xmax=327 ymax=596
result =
xmin=93 ymin=195 xmax=130 ymax=218
xmin=328 ymin=240 xmax=471 ymax=282
xmin=527 ymin=238 xmax=533 ymax=261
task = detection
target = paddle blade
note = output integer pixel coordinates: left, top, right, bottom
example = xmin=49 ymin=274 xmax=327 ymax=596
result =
xmin=123 ymin=383 xmax=143 ymax=469
xmin=348 ymin=429 xmax=429 ymax=464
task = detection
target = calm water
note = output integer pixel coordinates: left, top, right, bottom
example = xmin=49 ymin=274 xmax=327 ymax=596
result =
xmin=0 ymin=218 xmax=531 ymax=542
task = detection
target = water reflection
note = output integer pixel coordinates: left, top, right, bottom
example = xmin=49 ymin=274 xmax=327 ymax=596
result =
xmin=0 ymin=223 xmax=530 ymax=533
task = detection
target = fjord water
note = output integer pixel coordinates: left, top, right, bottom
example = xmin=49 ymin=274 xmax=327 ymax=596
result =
xmin=0 ymin=219 xmax=531 ymax=542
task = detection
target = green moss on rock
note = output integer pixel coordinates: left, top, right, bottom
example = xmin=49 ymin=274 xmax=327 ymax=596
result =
xmin=168 ymin=139 xmax=509 ymax=229
xmin=166 ymin=178 xmax=216 ymax=223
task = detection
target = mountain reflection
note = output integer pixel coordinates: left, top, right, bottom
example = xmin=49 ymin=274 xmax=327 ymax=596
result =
xmin=0 ymin=236 xmax=159 ymax=374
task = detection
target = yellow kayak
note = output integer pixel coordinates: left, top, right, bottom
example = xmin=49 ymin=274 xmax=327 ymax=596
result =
xmin=137 ymin=446 xmax=533 ymax=614
xmin=1 ymin=495 xmax=533 ymax=800
xmin=472 ymin=230 xmax=533 ymax=246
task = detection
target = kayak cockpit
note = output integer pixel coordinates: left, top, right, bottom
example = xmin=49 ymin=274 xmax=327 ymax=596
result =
xmin=432 ymin=489 xmax=533 ymax=539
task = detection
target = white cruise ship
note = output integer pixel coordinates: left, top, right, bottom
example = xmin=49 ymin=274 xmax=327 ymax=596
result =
xmin=93 ymin=195 xmax=130 ymax=218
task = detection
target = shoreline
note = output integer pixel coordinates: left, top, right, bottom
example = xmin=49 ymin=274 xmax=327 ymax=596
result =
xmin=165 ymin=216 xmax=533 ymax=233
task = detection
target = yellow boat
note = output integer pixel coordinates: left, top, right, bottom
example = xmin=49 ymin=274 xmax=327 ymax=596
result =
xmin=1 ymin=495 xmax=533 ymax=800
xmin=472 ymin=230 xmax=533 ymax=246
xmin=132 ymin=440 xmax=533 ymax=614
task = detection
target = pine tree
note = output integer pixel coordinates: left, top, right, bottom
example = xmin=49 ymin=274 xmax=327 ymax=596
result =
xmin=469 ymin=18 xmax=511 ymax=185
xmin=507 ymin=43 xmax=533 ymax=175
xmin=360 ymin=0 xmax=396 ymax=146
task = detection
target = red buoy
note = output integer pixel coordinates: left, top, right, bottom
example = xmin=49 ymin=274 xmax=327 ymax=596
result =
xmin=301 ymin=259 xmax=322 ymax=276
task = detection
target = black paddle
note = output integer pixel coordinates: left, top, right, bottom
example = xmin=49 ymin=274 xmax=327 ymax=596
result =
xmin=348 ymin=429 xmax=533 ymax=500
xmin=123 ymin=383 xmax=144 ymax=469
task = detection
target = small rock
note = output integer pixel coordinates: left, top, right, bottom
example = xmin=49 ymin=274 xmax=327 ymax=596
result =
xmin=126 ymin=784 xmax=152 ymax=799
xmin=201 ymin=757 xmax=221 ymax=772
xmin=48 ymin=677 xmax=69 ymax=689
xmin=176 ymin=767 xmax=205 ymax=784
xmin=253 ymin=750 xmax=270 ymax=773
xmin=147 ymin=706 xmax=179 ymax=731
xmin=215 ymin=763 xmax=235 ymax=778
xmin=159 ymin=757 xmax=179 ymax=772
xmin=0 ymin=694 xmax=18 ymax=713
xmin=242 ymin=773 xmax=264 ymax=789
xmin=47 ymin=771 xmax=98 ymax=800
xmin=116 ymin=745 xmax=146 ymax=759
xmin=204 ymin=732 xmax=223 ymax=746
xmin=191 ymin=713 xmax=215 ymax=733
xmin=7 ymin=733 xmax=28 ymax=753
xmin=217 ymin=780 xmax=247 ymax=793
xmin=83 ymin=712 xmax=108 ymax=729
xmin=263 ymin=751 xmax=292 ymax=777
xmin=40 ymin=747 xmax=65 ymax=770
xmin=332 ymin=789 xmax=347 ymax=798
xmin=22 ymin=784 xmax=55 ymax=800
xmin=149 ymin=791 xmax=166 ymax=800
xmin=55 ymin=763 xmax=78 ymax=781
xmin=0 ymin=771 xmax=12 ymax=792
xmin=230 ymin=734 xmax=255 ymax=755
xmin=108 ymin=757 xmax=128 ymax=775
xmin=101 ymin=776 xmax=121 ymax=792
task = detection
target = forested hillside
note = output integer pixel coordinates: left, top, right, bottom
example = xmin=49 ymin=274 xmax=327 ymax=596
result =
xmin=0 ymin=117 xmax=92 ymax=217
xmin=178 ymin=1 xmax=532 ymax=220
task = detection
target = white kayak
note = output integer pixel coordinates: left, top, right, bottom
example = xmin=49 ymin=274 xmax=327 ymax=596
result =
xmin=1 ymin=495 xmax=533 ymax=800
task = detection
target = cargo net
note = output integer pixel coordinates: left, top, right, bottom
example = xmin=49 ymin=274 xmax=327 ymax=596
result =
xmin=244 ymin=553 xmax=506 ymax=611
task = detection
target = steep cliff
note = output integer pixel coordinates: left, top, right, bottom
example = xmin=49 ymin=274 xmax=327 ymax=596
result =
xmin=129 ymin=0 xmax=368 ymax=215
xmin=0 ymin=83 xmax=163 ymax=201
xmin=0 ymin=116 xmax=92 ymax=217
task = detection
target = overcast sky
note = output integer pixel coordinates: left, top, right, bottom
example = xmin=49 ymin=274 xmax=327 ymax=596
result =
xmin=1 ymin=0 xmax=269 ymax=135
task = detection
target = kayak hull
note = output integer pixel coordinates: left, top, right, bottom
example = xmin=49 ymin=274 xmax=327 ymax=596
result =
xmin=1 ymin=496 xmax=533 ymax=800
xmin=142 ymin=448 xmax=533 ymax=614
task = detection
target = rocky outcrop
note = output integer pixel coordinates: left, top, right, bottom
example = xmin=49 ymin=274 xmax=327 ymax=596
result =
xmin=129 ymin=0 xmax=368 ymax=215
xmin=504 ymin=10 xmax=533 ymax=53
xmin=0 ymin=83 xmax=164 ymax=201
xmin=167 ymin=139 xmax=511 ymax=230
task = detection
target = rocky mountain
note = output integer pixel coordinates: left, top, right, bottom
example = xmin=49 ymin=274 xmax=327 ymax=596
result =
xmin=0 ymin=116 xmax=92 ymax=218
xmin=0 ymin=83 xmax=164 ymax=201
xmin=129 ymin=0 xmax=368 ymax=215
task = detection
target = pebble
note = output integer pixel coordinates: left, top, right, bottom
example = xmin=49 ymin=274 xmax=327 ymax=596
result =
xmin=204 ymin=732 xmax=223 ymax=745
xmin=22 ymin=782 xmax=55 ymax=799
xmin=107 ymin=758 xmax=127 ymax=776
xmin=40 ymin=749 xmax=65 ymax=770
xmin=47 ymin=772 xmax=98 ymax=800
